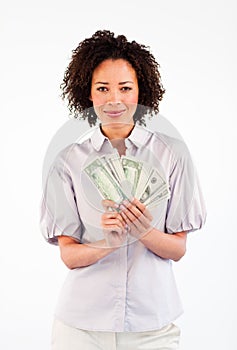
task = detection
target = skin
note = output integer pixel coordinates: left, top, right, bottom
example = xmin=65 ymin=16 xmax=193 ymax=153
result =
xmin=58 ymin=59 xmax=187 ymax=269
xmin=90 ymin=58 xmax=139 ymax=140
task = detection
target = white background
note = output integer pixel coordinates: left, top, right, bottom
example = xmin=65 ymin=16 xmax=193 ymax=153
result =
xmin=1 ymin=1 xmax=236 ymax=349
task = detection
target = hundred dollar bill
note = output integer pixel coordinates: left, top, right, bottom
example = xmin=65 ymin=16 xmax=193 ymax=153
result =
xmin=105 ymin=151 xmax=127 ymax=184
xmin=121 ymin=156 xmax=143 ymax=196
xmin=100 ymin=154 xmax=120 ymax=184
xmin=144 ymin=187 xmax=171 ymax=208
xmin=139 ymin=168 xmax=167 ymax=203
xmin=84 ymin=157 xmax=127 ymax=204
xmin=104 ymin=152 xmax=133 ymax=198
xmin=134 ymin=163 xmax=152 ymax=200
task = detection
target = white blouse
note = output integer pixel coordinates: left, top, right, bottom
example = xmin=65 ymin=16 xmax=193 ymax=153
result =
xmin=40 ymin=124 xmax=206 ymax=332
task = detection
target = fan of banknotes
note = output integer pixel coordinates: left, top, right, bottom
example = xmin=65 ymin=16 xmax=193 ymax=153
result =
xmin=83 ymin=151 xmax=170 ymax=209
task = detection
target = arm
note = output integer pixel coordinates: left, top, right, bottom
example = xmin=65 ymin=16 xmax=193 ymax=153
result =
xmin=58 ymin=236 xmax=116 ymax=269
xmin=58 ymin=206 xmax=126 ymax=269
xmin=139 ymin=229 xmax=187 ymax=262
xmin=120 ymin=198 xmax=187 ymax=262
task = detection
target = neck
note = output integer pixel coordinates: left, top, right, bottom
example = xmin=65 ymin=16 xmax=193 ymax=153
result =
xmin=100 ymin=123 xmax=134 ymax=140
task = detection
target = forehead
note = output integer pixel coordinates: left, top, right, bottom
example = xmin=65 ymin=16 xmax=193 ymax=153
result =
xmin=92 ymin=59 xmax=137 ymax=80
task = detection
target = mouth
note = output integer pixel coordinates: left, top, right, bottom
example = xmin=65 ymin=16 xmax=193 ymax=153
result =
xmin=103 ymin=109 xmax=126 ymax=118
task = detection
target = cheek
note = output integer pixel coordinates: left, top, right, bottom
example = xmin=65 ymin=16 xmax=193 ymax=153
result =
xmin=127 ymin=90 xmax=139 ymax=104
xmin=130 ymin=96 xmax=139 ymax=104
xmin=90 ymin=92 xmax=104 ymax=106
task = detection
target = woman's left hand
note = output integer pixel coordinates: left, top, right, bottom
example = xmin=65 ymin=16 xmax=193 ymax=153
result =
xmin=119 ymin=198 xmax=153 ymax=240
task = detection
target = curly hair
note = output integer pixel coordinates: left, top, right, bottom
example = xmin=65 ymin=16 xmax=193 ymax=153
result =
xmin=61 ymin=30 xmax=165 ymax=126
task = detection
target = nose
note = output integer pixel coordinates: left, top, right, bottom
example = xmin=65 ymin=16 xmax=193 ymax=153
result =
xmin=107 ymin=89 xmax=121 ymax=104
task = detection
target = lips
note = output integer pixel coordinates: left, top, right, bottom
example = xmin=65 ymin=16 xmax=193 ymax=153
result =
xmin=103 ymin=109 xmax=126 ymax=118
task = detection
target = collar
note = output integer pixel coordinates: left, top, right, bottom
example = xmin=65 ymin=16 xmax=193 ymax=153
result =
xmin=90 ymin=124 xmax=153 ymax=152
xmin=126 ymin=124 xmax=153 ymax=148
xmin=90 ymin=125 xmax=108 ymax=151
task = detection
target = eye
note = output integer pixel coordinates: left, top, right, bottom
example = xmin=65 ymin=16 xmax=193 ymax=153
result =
xmin=96 ymin=86 xmax=108 ymax=92
xmin=121 ymin=86 xmax=132 ymax=92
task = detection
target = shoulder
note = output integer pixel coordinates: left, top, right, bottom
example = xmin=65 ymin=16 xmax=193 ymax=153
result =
xmin=147 ymin=128 xmax=191 ymax=161
xmin=51 ymin=139 xmax=93 ymax=176
xmin=56 ymin=126 xmax=99 ymax=163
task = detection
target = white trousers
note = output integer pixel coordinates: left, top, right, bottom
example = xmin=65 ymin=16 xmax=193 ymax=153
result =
xmin=51 ymin=318 xmax=180 ymax=350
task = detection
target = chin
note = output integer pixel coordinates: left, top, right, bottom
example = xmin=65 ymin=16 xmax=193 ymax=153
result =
xmin=102 ymin=120 xmax=134 ymax=128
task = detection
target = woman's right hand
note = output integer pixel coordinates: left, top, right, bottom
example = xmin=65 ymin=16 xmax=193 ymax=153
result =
xmin=101 ymin=200 xmax=127 ymax=248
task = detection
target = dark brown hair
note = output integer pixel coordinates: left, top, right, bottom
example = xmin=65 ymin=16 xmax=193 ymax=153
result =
xmin=61 ymin=30 xmax=165 ymax=126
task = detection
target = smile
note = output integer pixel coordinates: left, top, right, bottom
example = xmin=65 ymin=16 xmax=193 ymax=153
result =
xmin=103 ymin=110 xmax=126 ymax=118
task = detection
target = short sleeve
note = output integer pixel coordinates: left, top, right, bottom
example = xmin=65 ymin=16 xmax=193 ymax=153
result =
xmin=40 ymin=151 xmax=84 ymax=245
xmin=165 ymin=140 xmax=207 ymax=234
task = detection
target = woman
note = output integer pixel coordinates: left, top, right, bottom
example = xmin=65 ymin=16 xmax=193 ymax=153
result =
xmin=41 ymin=30 xmax=206 ymax=349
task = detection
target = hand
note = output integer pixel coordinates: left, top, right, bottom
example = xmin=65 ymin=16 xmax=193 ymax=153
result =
xmin=119 ymin=198 xmax=153 ymax=240
xmin=101 ymin=199 xmax=127 ymax=248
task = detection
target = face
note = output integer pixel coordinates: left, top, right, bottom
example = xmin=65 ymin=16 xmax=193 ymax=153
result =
xmin=90 ymin=58 xmax=139 ymax=139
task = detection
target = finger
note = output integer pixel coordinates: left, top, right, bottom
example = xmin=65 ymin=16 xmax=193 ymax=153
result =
xmin=131 ymin=198 xmax=146 ymax=212
xmin=121 ymin=207 xmax=151 ymax=230
xmin=103 ymin=225 xmax=124 ymax=235
xmin=121 ymin=212 xmax=152 ymax=238
xmin=101 ymin=215 xmax=125 ymax=228
xmin=102 ymin=218 xmax=125 ymax=229
xmin=121 ymin=212 xmax=145 ymax=234
xmin=120 ymin=201 xmax=144 ymax=221
xmin=102 ymin=212 xmax=126 ymax=226
xmin=130 ymin=198 xmax=153 ymax=221
xmin=102 ymin=212 xmax=120 ymax=220
xmin=102 ymin=199 xmax=119 ymax=211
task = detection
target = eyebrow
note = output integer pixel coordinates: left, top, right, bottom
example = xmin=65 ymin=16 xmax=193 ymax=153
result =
xmin=94 ymin=81 xmax=134 ymax=85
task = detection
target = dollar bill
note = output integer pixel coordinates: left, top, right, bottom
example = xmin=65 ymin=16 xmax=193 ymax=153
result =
xmin=134 ymin=163 xmax=152 ymax=200
xmin=143 ymin=187 xmax=170 ymax=208
xmin=138 ymin=168 xmax=167 ymax=203
xmin=83 ymin=152 xmax=170 ymax=209
xmin=84 ymin=158 xmax=127 ymax=203
xmin=121 ymin=156 xmax=143 ymax=196
xmin=100 ymin=154 xmax=121 ymax=184
xmin=105 ymin=151 xmax=127 ymax=184
xmin=106 ymin=153 xmax=134 ymax=198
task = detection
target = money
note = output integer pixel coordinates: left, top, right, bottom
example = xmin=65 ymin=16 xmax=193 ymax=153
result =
xmin=121 ymin=156 xmax=143 ymax=196
xmin=84 ymin=158 xmax=128 ymax=203
xmin=138 ymin=168 xmax=167 ymax=203
xmin=83 ymin=152 xmax=170 ymax=208
xmin=143 ymin=187 xmax=170 ymax=208
xmin=105 ymin=151 xmax=127 ymax=184
xmin=101 ymin=152 xmax=133 ymax=198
